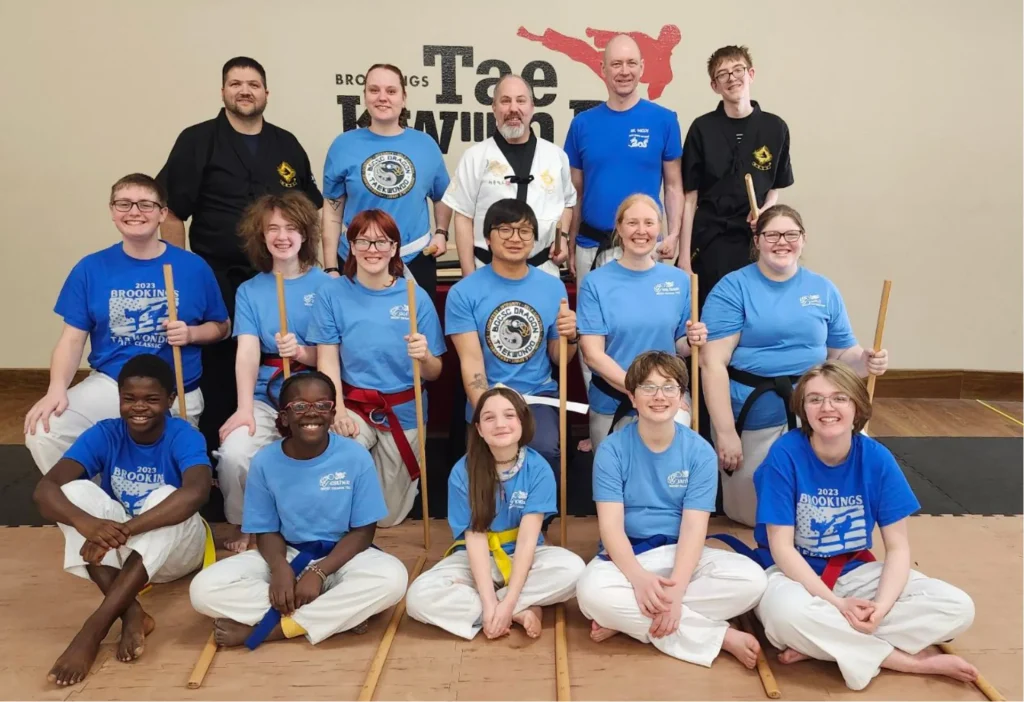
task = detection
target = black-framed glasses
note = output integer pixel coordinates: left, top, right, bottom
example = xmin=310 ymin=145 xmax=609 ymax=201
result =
xmin=111 ymin=199 xmax=163 ymax=213
xmin=760 ymin=230 xmax=804 ymax=244
xmin=713 ymin=65 xmax=749 ymax=83
xmin=493 ymin=224 xmax=535 ymax=241
xmin=282 ymin=400 xmax=336 ymax=414
xmin=352 ymin=238 xmax=395 ymax=252
xmin=636 ymin=383 xmax=682 ymax=398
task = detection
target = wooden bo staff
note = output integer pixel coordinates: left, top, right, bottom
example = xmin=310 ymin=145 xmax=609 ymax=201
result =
xmin=865 ymin=280 xmax=892 ymax=404
xmin=407 ymin=279 xmax=431 ymax=550
xmin=689 ymin=275 xmax=700 ymax=433
xmin=744 ymin=173 xmax=759 ymax=223
xmin=738 ymin=613 xmax=782 ymax=699
xmin=274 ymin=272 xmax=291 ymax=378
xmin=555 ymin=298 xmax=571 ymax=700
xmin=937 ymin=643 xmax=1005 ymax=701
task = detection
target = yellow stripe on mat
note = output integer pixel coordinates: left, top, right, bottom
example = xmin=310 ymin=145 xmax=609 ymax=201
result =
xmin=976 ymin=400 xmax=1024 ymax=427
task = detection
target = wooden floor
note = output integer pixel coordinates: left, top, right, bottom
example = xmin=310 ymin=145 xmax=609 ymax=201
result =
xmin=0 ymin=396 xmax=1020 ymax=700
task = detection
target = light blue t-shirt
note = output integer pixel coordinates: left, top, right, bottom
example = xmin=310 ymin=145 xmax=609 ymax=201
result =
xmin=242 ymin=434 xmax=387 ymax=544
xmin=64 ymin=417 xmax=209 ymax=517
xmin=306 ymin=277 xmax=445 ymax=429
xmin=322 ymin=128 xmax=450 ymax=262
xmin=445 ymin=265 xmax=567 ymax=421
xmin=755 ymin=430 xmax=920 ymax=578
xmin=593 ymin=422 xmax=717 ymax=543
xmin=564 ymin=100 xmax=683 ymax=244
xmin=233 ymin=268 xmax=331 ymax=407
xmin=447 ymin=447 xmax=556 ymax=555
xmin=703 ymin=265 xmax=858 ymax=430
xmin=54 ymin=243 xmax=228 ymax=389
xmin=577 ymin=262 xmax=692 ymax=415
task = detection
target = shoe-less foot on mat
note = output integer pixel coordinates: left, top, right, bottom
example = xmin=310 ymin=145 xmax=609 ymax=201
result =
xmin=778 ymin=647 xmax=810 ymax=664
xmin=721 ymin=626 xmax=760 ymax=669
xmin=117 ymin=603 xmax=155 ymax=662
xmin=213 ymin=618 xmax=285 ymax=647
xmin=590 ymin=619 xmax=620 ymax=643
xmin=513 ymin=606 xmax=543 ymax=638
xmin=47 ymin=624 xmax=105 ymax=686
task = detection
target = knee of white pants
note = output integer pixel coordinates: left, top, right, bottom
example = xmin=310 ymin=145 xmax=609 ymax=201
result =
xmin=139 ymin=484 xmax=179 ymax=511
xmin=725 ymin=558 xmax=769 ymax=614
xmin=215 ymin=429 xmax=256 ymax=523
xmin=548 ymin=548 xmax=587 ymax=591
xmin=25 ymin=425 xmax=64 ymax=475
xmin=61 ymin=480 xmax=118 ymax=515
xmin=404 ymin=571 xmax=433 ymax=623
xmin=189 ymin=561 xmax=234 ymax=618
xmin=574 ymin=559 xmax=610 ymax=619
xmin=929 ymin=582 xmax=976 ymax=644
xmin=757 ymin=578 xmax=814 ymax=642
xmin=372 ymin=552 xmax=410 ymax=608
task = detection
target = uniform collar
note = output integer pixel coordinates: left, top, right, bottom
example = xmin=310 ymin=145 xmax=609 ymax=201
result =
xmin=714 ymin=99 xmax=762 ymax=117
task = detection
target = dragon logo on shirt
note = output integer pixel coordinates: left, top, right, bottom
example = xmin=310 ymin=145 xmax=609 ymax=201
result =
xmin=277 ymin=161 xmax=298 ymax=188
xmin=362 ymin=151 xmax=416 ymax=199
xmin=752 ymin=146 xmax=773 ymax=171
xmin=486 ymin=301 xmax=543 ymax=364
xmin=486 ymin=159 xmax=509 ymax=177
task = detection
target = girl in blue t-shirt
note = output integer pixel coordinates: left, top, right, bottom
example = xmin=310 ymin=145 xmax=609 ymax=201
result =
xmin=321 ymin=63 xmax=452 ymax=295
xmin=578 ymin=194 xmax=707 ymax=451
xmin=753 ymin=361 xmax=977 ymax=691
xmin=308 ymin=209 xmax=446 ymax=529
xmin=406 ymin=388 xmax=584 ymax=640
xmin=215 ymin=192 xmax=330 ymax=553
xmin=701 ymin=205 xmax=889 ymax=527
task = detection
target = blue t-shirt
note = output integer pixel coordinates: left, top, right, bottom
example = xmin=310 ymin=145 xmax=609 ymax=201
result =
xmin=703 ymin=265 xmax=858 ymax=430
xmin=564 ymin=100 xmax=683 ymax=243
xmin=445 ymin=265 xmax=567 ymax=421
xmin=242 ymin=434 xmax=388 ymax=544
xmin=447 ymin=447 xmax=556 ymax=555
xmin=322 ymin=128 xmax=450 ymax=262
xmin=593 ymin=422 xmax=717 ymax=543
xmin=233 ymin=268 xmax=331 ymax=406
xmin=577 ymin=262 xmax=692 ymax=415
xmin=306 ymin=277 xmax=445 ymax=429
xmin=54 ymin=243 xmax=228 ymax=389
xmin=64 ymin=417 xmax=209 ymax=517
xmin=754 ymin=430 xmax=920 ymax=578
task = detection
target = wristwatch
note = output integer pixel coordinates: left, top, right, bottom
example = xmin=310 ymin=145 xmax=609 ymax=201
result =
xmin=567 ymin=328 xmax=581 ymax=345
xmin=435 ymin=228 xmax=449 ymax=242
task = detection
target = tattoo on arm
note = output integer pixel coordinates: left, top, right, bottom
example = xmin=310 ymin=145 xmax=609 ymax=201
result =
xmin=328 ymin=199 xmax=343 ymax=211
xmin=469 ymin=373 xmax=488 ymax=391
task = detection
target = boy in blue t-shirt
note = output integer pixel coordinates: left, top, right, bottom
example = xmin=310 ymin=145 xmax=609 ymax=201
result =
xmin=575 ymin=351 xmax=767 ymax=669
xmin=24 ymin=173 xmax=230 ymax=475
xmin=34 ymin=354 xmax=213 ymax=687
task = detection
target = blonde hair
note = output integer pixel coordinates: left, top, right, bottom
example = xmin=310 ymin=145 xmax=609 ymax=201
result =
xmin=612 ymin=194 xmax=663 ymax=248
xmin=791 ymin=361 xmax=873 ymax=436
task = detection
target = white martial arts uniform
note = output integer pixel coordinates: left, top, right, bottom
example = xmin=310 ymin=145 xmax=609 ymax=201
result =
xmin=190 ymin=433 xmax=409 ymax=644
xmin=751 ymin=430 xmax=976 ymax=690
xmin=406 ymin=447 xmax=585 ymax=639
xmin=575 ymin=422 xmax=767 ymax=665
xmin=443 ymin=135 xmax=576 ymax=279
xmin=214 ymin=400 xmax=280 ymax=525
xmin=346 ymin=409 xmax=420 ymax=528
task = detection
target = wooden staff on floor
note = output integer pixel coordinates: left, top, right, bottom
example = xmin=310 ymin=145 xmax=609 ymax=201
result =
xmin=555 ymin=298 xmax=571 ymax=701
xmin=689 ymin=275 xmax=700 ymax=433
xmin=275 ymin=272 xmax=291 ymax=379
xmin=407 ymin=279 xmax=431 ymax=550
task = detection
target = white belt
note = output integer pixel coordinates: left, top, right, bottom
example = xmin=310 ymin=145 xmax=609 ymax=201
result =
xmin=399 ymin=232 xmax=431 ymax=258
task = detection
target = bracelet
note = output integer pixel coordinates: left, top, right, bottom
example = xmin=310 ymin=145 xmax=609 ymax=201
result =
xmin=305 ymin=564 xmax=328 ymax=590
xmin=435 ymin=228 xmax=449 ymax=242
xmin=324 ymin=266 xmax=340 ymax=274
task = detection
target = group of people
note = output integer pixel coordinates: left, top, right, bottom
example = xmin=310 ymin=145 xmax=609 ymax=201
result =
xmin=25 ymin=38 xmax=980 ymax=693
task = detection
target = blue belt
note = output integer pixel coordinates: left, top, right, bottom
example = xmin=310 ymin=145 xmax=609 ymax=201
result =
xmin=597 ymin=534 xmax=678 ymax=561
xmin=706 ymin=533 xmax=775 ymax=569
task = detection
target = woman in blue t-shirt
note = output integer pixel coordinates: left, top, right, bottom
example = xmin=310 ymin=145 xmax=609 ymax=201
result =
xmin=320 ymin=63 xmax=452 ymax=296
xmin=578 ymin=194 xmax=706 ymax=451
xmin=701 ymin=205 xmax=889 ymax=527
xmin=753 ymin=361 xmax=977 ymax=691
xmin=215 ymin=192 xmax=330 ymax=552
xmin=406 ymin=387 xmax=584 ymax=640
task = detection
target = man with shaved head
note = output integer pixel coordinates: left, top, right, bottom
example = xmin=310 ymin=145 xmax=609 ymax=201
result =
xmin=444 ymin=73 xmax=576 ymax=279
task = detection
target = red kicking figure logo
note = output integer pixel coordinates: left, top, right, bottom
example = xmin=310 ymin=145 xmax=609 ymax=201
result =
xmin=517 ymin=25 xmax=681 ymax=99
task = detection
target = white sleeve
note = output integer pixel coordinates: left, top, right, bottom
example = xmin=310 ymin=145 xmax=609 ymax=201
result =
xmin=559 ymin=149 xmax=577 ymax=208
xmin=441 ymin=149 xmax=481 ymax=218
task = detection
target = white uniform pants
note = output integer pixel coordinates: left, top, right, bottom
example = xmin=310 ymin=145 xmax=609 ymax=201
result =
xmin=712 ymin=423 xmax=788 ymax=527
xmin=347 ymin=409 xmax=419 ymax=528
xmin=588 ymin=393 xmax=693 ymax=452
xmin=576 ymin=545 xmax=767 ymax=667
xmin=575 ymin=244 xmax=622 ymax=390
xmin=189 ymin=547 xmax=408 ymax=645
xmin=58 ymin=481 xmax=206 ymax=583
xmin=27 ymin=371 xmax=204 ymax=475
xmin=406 ymin=545 xmax=585 ymax=640
xmin=755 ymin=562 xmax=976 ymax=690
xmin=213 ymin=401 xmax=280 ymax=525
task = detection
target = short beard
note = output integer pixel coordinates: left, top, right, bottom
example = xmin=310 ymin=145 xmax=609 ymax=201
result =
xmin=498 ymin=122 xmax=528 ymax=141
xmin=226 ymin=99 xmax=266 ymax=119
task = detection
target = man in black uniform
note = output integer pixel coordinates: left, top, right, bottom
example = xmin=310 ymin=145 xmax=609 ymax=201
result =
xmin=157 ymin=56 xmax=323 ymax=454
xmin=678 ymin=45 xmax=794 ymax=310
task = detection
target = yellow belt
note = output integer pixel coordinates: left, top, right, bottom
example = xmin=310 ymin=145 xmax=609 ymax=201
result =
xmin=140 ymin=517 xmax=216 ymax=596
xmin=444 ymin=527 xmax=519 ymax=586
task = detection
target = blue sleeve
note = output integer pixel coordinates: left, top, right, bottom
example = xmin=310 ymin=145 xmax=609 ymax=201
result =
xmin=232 ymin=285 xmax=259 ymax=338
xmin=825 ymin=282 xmax=858 ymax=350
xmin=753 ymin=443 xmax=799 ymax=527
xmin=592 ymin=440 xmax=625 ymax=503
xmin=417 ymin=286 xmax=447 ymax=356
xmin=682 ymin=435 xmax=717 ymax=512
xmin=322 ymin=142 xmax=347 ymax=201
xmin=199 ymin=261 xmax=229 ymax=323
xmin=524 ymin=457 xmax=557 ymax=517
xmin=171 ymin=424 xmax=210 ymax=472
xmin=447 ymin=463 xmax=471 ymax=538
xmin=664 ymin=111 xmax=683 ymax=161
xmin=444 ymin=284 xmax=477 ymax=335
xmin=430 ymin=150 xmax=451 ymax=201
xmin=62 ymin=424 xmax=111 ymax=480
xmin=564 ymin=118 xmax=582 ymax=170
xmin=305 ymin=284 xmax=341 ymax=345
xmin=241 ymin=452 xmax=280 ymax=535
xmin=874 ymin=444 xmax=921 ymax=527
xmin=54 ymin=261 xmax=92 ymax=332
xmin=576 ymin=277 xmax=607 ymax=336
xmin=703 ymin=275 xmax=745 ymax=340
xmin=348 ymin=449 xmax=388 ymax=528
xmin=674 ymin=272 xmax=693 ymax=341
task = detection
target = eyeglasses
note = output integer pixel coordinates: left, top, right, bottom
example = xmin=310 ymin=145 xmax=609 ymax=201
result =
xmin=713 ymin=65 xmax=749 ymax=83
xmin=636 ymin=383 xmax=682 ymax=398
xmin=282 ymin=400 xmax=336 ymax=414
xmin=352 ymin=238 xmax=395 ymax=252
xmin=111 ymin=199 xmax=163 ymax=213
xmin=493 ymin=225 xmax=535 ymax=241
xmin=804 ymin=393 xmax=851 ymax=408
xmin=760 ymin=230 xmax=804 ymax=244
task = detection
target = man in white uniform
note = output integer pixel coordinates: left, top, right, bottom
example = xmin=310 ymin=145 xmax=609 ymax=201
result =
xmin=445 ymin=74 xmax=575 ymax=279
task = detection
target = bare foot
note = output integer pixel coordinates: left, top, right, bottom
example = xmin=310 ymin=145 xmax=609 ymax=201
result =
xmin=915 ymin=653 xmax=979 ymax=683
xmin=778 ymin=648 xmax=811 ymax=664
xmin=213 ymin=618 xmax=285 ymax=647
xmin=721 ymin=626 xmax=760 ymax=669
xmin=116 ymin=604 xmax=155 ymax=662
xmin=349 ymin=620 xmax=369 ymax=635
xmin=578 ymin=438 xmax=593 ymax=453
xmin=224 ymin=527 xmax=254 ymax=554
xmin=590 ymin=619 xmax=620 ymax=643
xmin=47 ymin=627 xmax=103 ymax=686
xmin=512 ymin=606 xmax=543 ymax=639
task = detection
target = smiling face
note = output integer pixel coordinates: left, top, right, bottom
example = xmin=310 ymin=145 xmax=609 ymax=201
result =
xmin=756 ymin=214 xmax=805 ymax=274
xmin=221 ymin=66 xmax=268 ymax=118
xmin=629 ymin=368 xmax=683 ymax=423
xmin=801 ymin=375 xmax=856 ymax=439
xmin=602 ymin=35 xmax=644 ymax=99
xmin=710 ymin=57 xmax=754 ymax=104
xmin=493 ymin=76 xmax=534 ymax=141
xmin=617 ymin=200 xmax=661 ymax=258
xmin=110 ymin=185 xmax=167 ymax=241
xmin=488 ymin=217 xmax=535 ymax=265
xmin=475 ymin=394 xmax=523 ymax=451
xmin=279 ymin=379 xmax=336 ymax=446
xmin=365 ymin=67 xmax=406 ymax=126
xmin=119 ymin=376 xmax=171 ymax=437
xmin=352 ymin=222 xmax=397 ymax=276
xmin=263 ymin=208 xmax=303 ymax=263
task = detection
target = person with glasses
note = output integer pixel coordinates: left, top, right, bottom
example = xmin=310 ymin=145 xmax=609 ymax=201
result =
xmin=25 ymin=174 xmax=229 ymax=475
xmin=752 ymin=361 xmax=977 ymax=691
xmin=446 ymin=199 xmax=578 ymax=491
xmin=214 ymin=192 xmax=331 ymax=553
xmin=678 ymin=45 xmax=794 ymax=311
xmin=575 ymin=351 xmax=767 ymax=670
xmin=701 ymin=206 xmax=888 ymax=527
xmin=308 ymin=209 xmax=445 ymax=528
xmin=190 ymin=371 xmax=409 ymax=650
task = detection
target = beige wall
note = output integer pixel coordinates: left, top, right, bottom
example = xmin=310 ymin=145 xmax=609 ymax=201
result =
xmin=1 ymin=0 xmax=1020 ymax=371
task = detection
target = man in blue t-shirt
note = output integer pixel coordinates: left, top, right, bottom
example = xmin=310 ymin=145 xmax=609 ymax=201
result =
xmin=33 ymin=354 xmax=213 ymax=688
xmin=575 ymin=351 xmax=767 ymax=670
xmin=24 ymin=173 xmax=230 ymax=475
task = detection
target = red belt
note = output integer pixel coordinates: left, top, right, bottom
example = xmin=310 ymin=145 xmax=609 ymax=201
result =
xmin=821 ymin=549 xmax=876 ymax=590
xmin=263 ymin=356 xmax=312 ymax=408
xmin=343 ymin=386 xmax=420 ymax=481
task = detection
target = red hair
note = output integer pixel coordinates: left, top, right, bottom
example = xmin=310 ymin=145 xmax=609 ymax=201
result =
xmin=343 ymin=209 xmax=405 ymax=279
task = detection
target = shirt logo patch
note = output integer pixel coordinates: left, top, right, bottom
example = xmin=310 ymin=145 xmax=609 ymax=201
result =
xmin=752 ymin=146 xmax=773 ymax=171
xmin=111 ymin=464 xmax=165 ymax=516
xmin=319 ymin=471 xmax=351 ymax=491
xmin=667 ymin=470 xmax=689 ymax=489
xmin=800 ymin=294 xmax=825 ymax=308
xmin=654 ymin=280 xmax=681 ymax=296
xmin=390 ymin=304 xmax=410 ymax=321
xmin=362 ymin=151 xmax=416 ymax=199
xmin=108 ymin=284 xmax=175 ymax=349
xmin=303 ymin=293 xmax=316 ymax=307
xmin=277 ymin=161 xmax=298 ymax=188
xmin=509 ymin=490 xmax=528 ymax=510
xmin=628 ymin=127 xmax=650 ymax=148
xmin=486 ymin=159 xmax=510 ymax=177
xmin=485 ymin=301 xmax=544 ymax=364
xmin=538 ymin=169 xmax=555 ymax=192
xmin=795 ymin=491 xmax=867 ymax=556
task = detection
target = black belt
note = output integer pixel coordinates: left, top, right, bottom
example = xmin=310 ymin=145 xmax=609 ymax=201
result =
xmin=727 ymin=367 xmax=801 ymax=434
xmin=591 ymin=375 xmax=633 ymax=435
xmin=474 ymin=245 xmax=550 ymax=268
xmin=579 ymin=221 xmax=613 ymax=272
